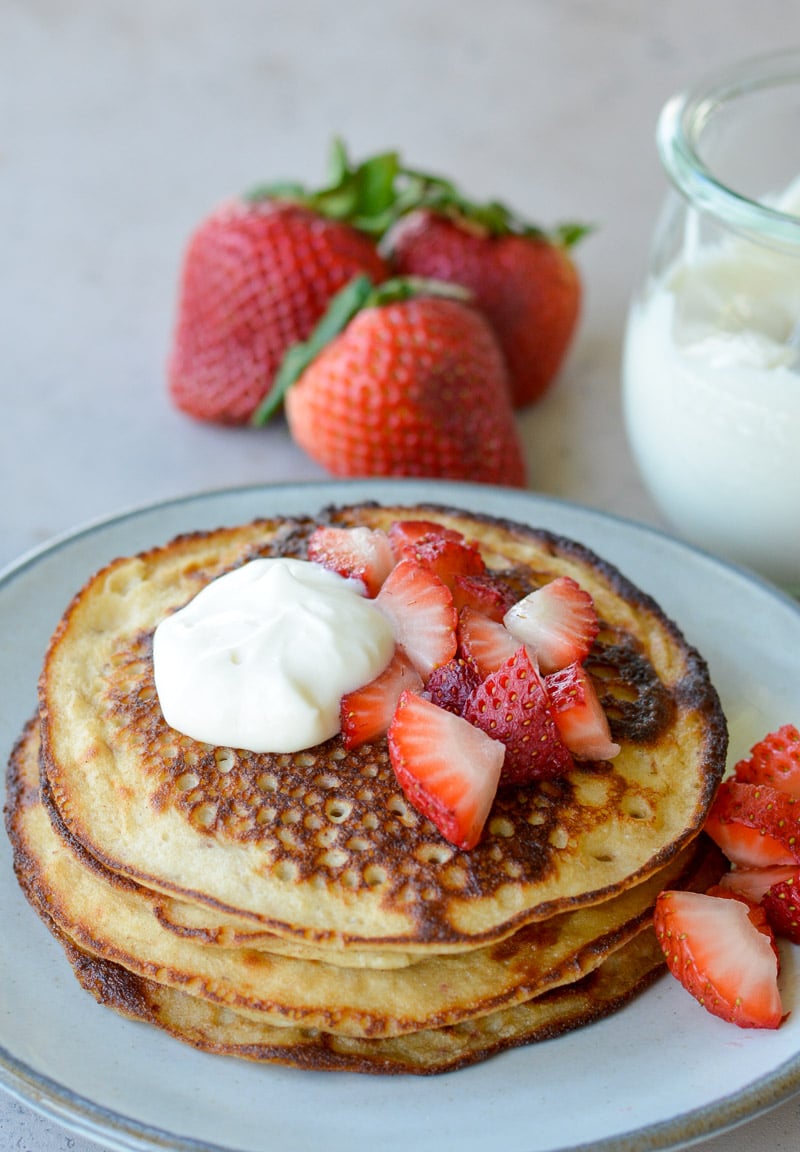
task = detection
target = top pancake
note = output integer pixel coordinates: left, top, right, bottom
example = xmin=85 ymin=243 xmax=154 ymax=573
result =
xmin=38 ymin=502 xmax=727 ymax=950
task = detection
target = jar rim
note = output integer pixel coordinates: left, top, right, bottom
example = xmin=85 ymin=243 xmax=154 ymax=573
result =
xmin=657 ymin=49 xmax=800 ymax=249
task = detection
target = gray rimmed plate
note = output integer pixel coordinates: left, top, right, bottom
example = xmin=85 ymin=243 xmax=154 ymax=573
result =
xmin=2 ymin=478 xmax=799 ymax=1152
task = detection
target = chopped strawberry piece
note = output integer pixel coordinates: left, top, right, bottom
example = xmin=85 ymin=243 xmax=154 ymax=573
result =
xmin=503 ymin=575 xmax=599 ymax=673
xmin=654 ymin=889 xmax=784 ymax=1029
xmin=704 ymin=884 xmax=781 ymax=950
xmin=545 ymin=662 xmax=620 ymax=761
xmin=451 ymin=572 xmax=518 ymax=622
xmin=387 ymin=689 xmax=504 ymax=850
xmin=718 ymin=865 xmax=800 ymax=903
xmin=463 ymin=647 xmax=573 ymax=785
xmin=392 ymin=531 xmax=486 ymax=590
xmin=704 ymin=780 xmax=800 ymax=868
xmin=425 ymin=657 xmax=481 ymax=715
xmin=340 ymin=650 xmax=423 ymax=750
xmin=307 ymin=525 xmax=394 ymax=597
xmin=762 ymin=874 xmax=800 ymax=944
xmin=375 ymin=559 xmax=457 ymax=680
xmin=457 ymin=606 xmax=521 ymax=679
xmin=734 ymin=724 xmax=800 ymax=798
xmin=387 ymin=519 xmax=464 ymax=557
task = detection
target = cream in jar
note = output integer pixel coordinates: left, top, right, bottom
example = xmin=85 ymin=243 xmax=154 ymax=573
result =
xmin=623 ymin=178 xmax=800 ymax=592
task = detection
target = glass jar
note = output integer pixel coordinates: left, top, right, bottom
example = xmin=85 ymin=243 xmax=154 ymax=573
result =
xmin=622 ymin=51 xmax=800 ymax=595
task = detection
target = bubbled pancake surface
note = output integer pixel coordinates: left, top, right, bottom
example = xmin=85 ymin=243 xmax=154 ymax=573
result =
xmin=37 ymin=503 xmax=728 ymax=950
xmin=6 ymin=720 xmax=724 ymax=1048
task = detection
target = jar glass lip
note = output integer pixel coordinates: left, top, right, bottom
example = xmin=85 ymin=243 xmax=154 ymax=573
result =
xmin=657 ymin=49 xmax=800 ymax=249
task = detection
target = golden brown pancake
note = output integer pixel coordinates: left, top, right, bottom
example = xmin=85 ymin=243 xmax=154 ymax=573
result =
xmin=6 ymin=500 xmax=730 ymax=1074
xmin=7 ymin=720 xmax=719 ymax=1038
xmin=36 ymin=503 xmax=727 ymax=953
xmin=60 ymin=926 xmax=668 ymax=1075
xmin=6 ymin=717 xmax=726 ymax=1070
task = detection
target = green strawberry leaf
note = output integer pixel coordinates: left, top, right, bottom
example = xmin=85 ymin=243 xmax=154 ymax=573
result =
xmin=244 ymin=140 xmax=593 ymax=245
xmin=244 ymin=180 xmax=307 ymax=203
xmin=553 ymin=221 xmax=595 ymax=248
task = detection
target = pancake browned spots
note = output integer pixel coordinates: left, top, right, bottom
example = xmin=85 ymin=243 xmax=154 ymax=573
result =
xmin=36 ymin=503 xmax=727 ymax=949
xmin=96 ymin=624 xmax=678 ymax=940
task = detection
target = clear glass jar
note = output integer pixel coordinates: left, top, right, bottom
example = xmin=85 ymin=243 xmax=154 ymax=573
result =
xmin=622 ymin=51 xmax=800 ymax=594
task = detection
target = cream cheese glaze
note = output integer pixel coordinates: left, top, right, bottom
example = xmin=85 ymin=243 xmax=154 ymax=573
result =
xmin=152 ymin=557 xmax=395 ymax=753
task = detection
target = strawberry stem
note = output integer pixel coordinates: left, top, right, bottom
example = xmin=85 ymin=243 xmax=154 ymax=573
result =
xmin=243 ymin=138 xmax=592 ymax=245
xmin=245 ymin=139 xmax=403 ymax=238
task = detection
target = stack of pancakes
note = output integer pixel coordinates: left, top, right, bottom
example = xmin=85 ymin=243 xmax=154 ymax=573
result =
xmin=5 ymin=503 xmax=728 ymax=1074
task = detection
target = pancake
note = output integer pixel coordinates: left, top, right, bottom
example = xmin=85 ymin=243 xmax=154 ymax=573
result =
xmin=36 ymin=502 xmax=727 ymax=952
xmin=7 ymin=720 xmax=723 ymax=1039
xmin=60 ymin=925 xmax=668 ymax=1075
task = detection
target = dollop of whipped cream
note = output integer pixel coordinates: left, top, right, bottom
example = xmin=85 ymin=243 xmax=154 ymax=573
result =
xmin=153 ymin=558 xmax=395 ymax=753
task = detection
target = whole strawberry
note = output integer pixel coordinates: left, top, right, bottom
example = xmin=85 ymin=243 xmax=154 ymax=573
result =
xmin=388 ymin=198 xmax=586 ymax=408
xmin=256 ymin=276 xmax=526 ymax=487
xmin=168 ymin=142 xmax=394 ymax=424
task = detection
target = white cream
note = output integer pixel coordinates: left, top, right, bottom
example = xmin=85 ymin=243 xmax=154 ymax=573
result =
xmin=622 ymin=179 xmax=800 ymax=592
xmin=153 ymin=558 xmax=395 ymax=753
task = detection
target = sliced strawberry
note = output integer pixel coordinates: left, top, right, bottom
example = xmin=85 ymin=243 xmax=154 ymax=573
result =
xmin=387 ymin=689 xmax=504 ymax=849
xmin=704 ymin=779 xmax=800 ymax=868
xmin=734 ymin=724 xmax=800 ymax=798
xmin=503 ymin=575 xmax=599 ymax=673
xmin=307 ymin=525 xmax=395 ymax=597
xmin=340 ymin=650 xmax=423 ymax=750
xmin=762 ymin=874 xmax=800 ymax=945
xmin=654 ymin=889 xmax=784 ymax=1029
xmin=387 ymin=519 xmax=464 ymax=557
xmin=704 ymin=884 xmax=781 ymax=959
xmin=392 ymin=531 xmax=486 ymax=590
xmin=375 ymin=559 xmax=457 ymax=680
xmin=463 ymin=647 xmax=573 ymax=785
xmin=457 ymin=606 xmax=520 ymax=679
xmin=545 ymin=662 xmax=620 ymax=761
xmin=718 ymin=865 xmax=800 ymax=903
xmin=425 ymin=657 xmax=481 ymax=715
xmin=451 ymin=572 xmax=518 ymax=622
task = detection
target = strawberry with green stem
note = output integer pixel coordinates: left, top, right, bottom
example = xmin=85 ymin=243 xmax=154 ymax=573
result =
xmin=168 ymin=141 xmax=397 ymax=424
xmin=254 ymin=275 xmax=526 ymax=487
xmin=386 ymin=166 xmax=589 ymax=407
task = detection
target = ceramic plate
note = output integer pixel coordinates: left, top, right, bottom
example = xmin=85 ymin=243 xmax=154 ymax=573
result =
xmin=2 ymin=479 xmax=800 ymax=1152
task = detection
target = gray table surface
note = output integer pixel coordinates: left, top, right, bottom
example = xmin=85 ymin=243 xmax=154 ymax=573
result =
xmin=2 ymin=1 xmax=800 ymax=1149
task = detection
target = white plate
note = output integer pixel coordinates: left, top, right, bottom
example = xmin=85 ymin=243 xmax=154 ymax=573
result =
xmin=2 ymin=478 xmax=800 ymax=1152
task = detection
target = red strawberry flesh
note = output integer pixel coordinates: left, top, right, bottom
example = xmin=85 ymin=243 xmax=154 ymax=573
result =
xmin=375 ymin=559 xmax=457 ymax=680
xmin=425 ymin=657 xmax=482 ymax=715
xmin=704 ymin=779 xmax=800 ymax=868
xmin=463 ymin=647 xmax=573 ymax=785
xmin=457 ymin=607 xmax=521 ymax=680
xmin=719 ymin=865 xmax=800 ymax=904
xmin=762 ymin=874 xmax=800 ymax=944
xmin=654 ymin=889 xmax=783 ymax=1029
xmin=395 ymin=532 xmax=486 ymax=590
xmin=545 ymin=662 xmax=619 ymax=761
xmin=734 ymin=724 xmax=800 ymax=798
xmin=503 ymin=576 xmax=598 ymax=673
xmin=307 ymin=524 xmax=394 ymax=597
xmin=340 ymin=650 xmax=422 ymax=750
xmin=387 ymin=690 xmax=504 ymax=850
xmin=451 ymin=572 xmax=519 ymax=622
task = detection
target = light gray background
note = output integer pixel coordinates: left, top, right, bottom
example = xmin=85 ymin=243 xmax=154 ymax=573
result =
xmin=2 ymin=2 xmax=800 ymax=1149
